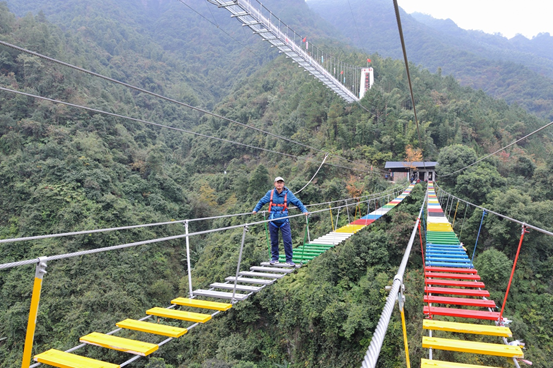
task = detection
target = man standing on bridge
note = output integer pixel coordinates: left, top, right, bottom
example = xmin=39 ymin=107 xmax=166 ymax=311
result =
xmin=252 ymin=177 xmax=308 ymax=267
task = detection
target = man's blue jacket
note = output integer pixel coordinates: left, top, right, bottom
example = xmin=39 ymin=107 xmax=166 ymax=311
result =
xmin=253 ymin=187 xmax=308 ymax=226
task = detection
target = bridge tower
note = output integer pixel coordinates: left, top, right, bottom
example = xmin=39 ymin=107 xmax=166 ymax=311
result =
xmin=359 ymin=67 xmax=374 ymax=99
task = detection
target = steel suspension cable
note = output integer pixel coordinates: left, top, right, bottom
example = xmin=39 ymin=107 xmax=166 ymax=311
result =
xmin=0 ymin=86 xmax=367 ymax=173
xmin=435 ymin=183 xmax=553 ymax=237
xmin=361 ymin=189 xmax=427 ymax=368
xmin=0 ymin=192 xmax=411 ymax=271
xmin=0 ymin=41 xmax=390 ymax=174
xmin=0 ymin=40 xmax=327 ymax=156
xmin=294 ymin=154 xmax=328 ymax=194
xmin=440 ymin=120 xmax=553 ymax=177
xmin=392 ymin=0 xmax=426 ymax=172
xmin=0 ymin=86 xmax=297 ymax=157
xmin=0 ymin=185 xmax=406 ymax=246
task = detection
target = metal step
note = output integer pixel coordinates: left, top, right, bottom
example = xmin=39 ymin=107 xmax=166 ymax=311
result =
xmin=225 ymin=277 xmax=274 ymax=285
xmin=210 ymin=283 xmax=263 ymax=292
xmin=238 ymin=271 xmax=284 ymax=278
xmin=260 ymin=262 xmax=296 ymax=268
xmin=193 ymin=289 xmax=248 ymax=301
xmin=250 ymin=266 xmax=294 ymax=273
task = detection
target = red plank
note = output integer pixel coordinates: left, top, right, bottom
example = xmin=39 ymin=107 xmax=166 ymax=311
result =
xmin=428 ymin=208 xmax=444 ymax=213
xmin=351 ymin=219 xmax=374 ymax=225
xmin=425 ymin=279 xmax=485 ymax=288
xmin=425 ymin=287 xmax=490 ymax=297
xmin=424 ymin=295 xmax=496 ymax=308
xmin=425 ymin=266 xmax=478 ymax=274
xmin=425 ymin=272 xmax=480 ymax=280
xmin=424 ymin=306 xmax=500 ymax=320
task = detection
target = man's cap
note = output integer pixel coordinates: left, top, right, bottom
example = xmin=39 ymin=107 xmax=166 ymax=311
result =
xmin=274 ymin=176 xmax=285 ymax=182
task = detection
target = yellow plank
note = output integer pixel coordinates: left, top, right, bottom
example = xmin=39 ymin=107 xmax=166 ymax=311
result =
xmin=423 ymin=320 xmax=512 ymax=337
xmin=422 ymin=337 xmax=523 ymax=358
xmin=34 ymin=349 xmax=120 ymax=368
xmin=171 ymin=297 xmax=232 ymax=311
xmin=147 ymin=307 xmax=211 ymax=323
xmin=116 ymin=319 xmax=188 ymax=338
xmin=428 ymin=223 xmax=453 ymax=232
xmin=421 ymin=358 xmax=500 ymax=368
xmin=335 ymin=225 xmax=365 ymax=233
xmin=80 ymin=332 xmax=158 ymax=356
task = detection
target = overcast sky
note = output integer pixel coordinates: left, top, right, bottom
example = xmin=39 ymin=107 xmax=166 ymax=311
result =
xmin=397 ymin=0 xmax=553 ymax=39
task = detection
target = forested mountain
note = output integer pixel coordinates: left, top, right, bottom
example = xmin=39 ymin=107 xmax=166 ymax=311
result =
xmin=307 ymin=0 xmax=553 ymax=120
xmin=1 ymin=1 xmax=553 ymax=368
xmin=4 ymin=0 xmax=341 ymax=108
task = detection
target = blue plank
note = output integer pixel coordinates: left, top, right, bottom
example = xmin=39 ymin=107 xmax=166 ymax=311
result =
xmin=426 ymin=261 xmax=473 ymax=268
xmin=426 ymin=257 xmax=471 ymax=263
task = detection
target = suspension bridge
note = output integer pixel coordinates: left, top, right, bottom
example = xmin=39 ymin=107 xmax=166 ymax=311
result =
xmin=2 ymin=186 xmax=411 ymax=368
xmin=1 ymin=0 xmax=552 ymax=367
xmin=206 ymin=0 xmax=372 ymax=103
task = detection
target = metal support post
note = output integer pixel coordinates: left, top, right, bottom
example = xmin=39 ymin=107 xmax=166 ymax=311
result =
xmin=470 ymin=210 xmax=487 ymax=264
xmin=21 ymin=257 xmax=48 ymax=368
xmin=452 ymin=200 xmax=460 ymax=227
xmin=499 ymin=224 xmax=529 ymax=322
xmin=329 ymin=204 xmax=334 ymax=231
xmin=336 ymin=207 xmax=341 ymax=229
xmin=232 ymin=225 xmax=249 ymax=304
xmin=398 ymin=284 xmax=411 ymax=368
xmin=345 ymin=199 xmax=351 ymax=223
xmin=263 ymin=212 xmax=271 ymax=259
xmin=185 ymin=221 xmax=193 ymax=298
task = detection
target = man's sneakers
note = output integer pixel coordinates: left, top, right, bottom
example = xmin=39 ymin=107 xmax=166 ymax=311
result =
xmin=269 ymin=260 xmax=300 ymax=268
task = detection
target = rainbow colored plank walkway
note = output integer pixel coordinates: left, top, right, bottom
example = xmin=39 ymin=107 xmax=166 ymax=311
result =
xmin=421 ymin=182 xmax=523 ymax=368
xmin=32 ymin=185 xmax=414 ymax=368
xmin=279 ymin=184 xmax=415 ymax=263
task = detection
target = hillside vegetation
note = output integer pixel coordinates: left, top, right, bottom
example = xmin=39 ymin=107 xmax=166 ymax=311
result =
xmin=0 ymin=2 xmax=553 ymax=368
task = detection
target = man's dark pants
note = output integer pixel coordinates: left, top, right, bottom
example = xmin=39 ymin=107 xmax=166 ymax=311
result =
xmin=269 ymin=221 xmax=293 ymax=262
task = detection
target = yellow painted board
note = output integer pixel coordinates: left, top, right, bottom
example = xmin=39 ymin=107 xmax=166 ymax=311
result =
xmin=336 ymin=225 xmax=365 ymax=233
xmin=171 ymin=297 xmax=232 ymax=311
xmin=34 ymin=349 xmax=120 ymax=368
xmin=147 ymin=307 xmax=212 ymax=323
xmin=422 ymin=337 xmax=523 ymax=358
xmin=80 ymin=332 xmax=158 ymax=356
xmin=421 ymin=358 xmax=500 ymax=368
xmin=428 ymin=223 xmax=453 ymax=232
xmin=423 ymin=320 xmax=512 ymax=337
xmin=116 ymin=319 xmax=188 ymax=338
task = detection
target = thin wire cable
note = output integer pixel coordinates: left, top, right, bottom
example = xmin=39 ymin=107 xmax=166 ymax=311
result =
xmin=0 ymin=85 xmax=365 ymax=173
xmin=0 ymin=86 xmax=299 ymax=158
xmin=392 ymin=0 xmax=426 ymax=172
xmin=0 ymin=190 xmax=412 ymax=271
xmin=294 ymin=154 xmax=328 ymax=194
xmin=0 ymin=185 xmax=405 ymax=245
xmin=435 ymin=183 xmax=553 ymax=237
xmin=0 ymin=40 xmax=378 ymax=173
xmin=440 ymin=119 xmax=553 ymax=177
xmin=0 ymin=40 xmax=327 ymax=156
